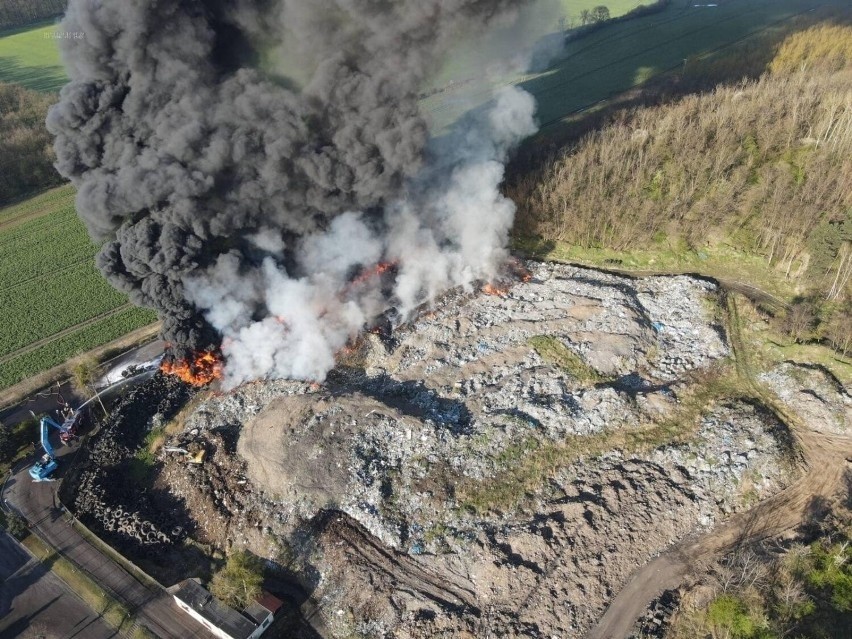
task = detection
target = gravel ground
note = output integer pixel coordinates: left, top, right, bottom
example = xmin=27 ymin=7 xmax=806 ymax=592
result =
xmin=759 ymin=362 xmax=851 ymax=434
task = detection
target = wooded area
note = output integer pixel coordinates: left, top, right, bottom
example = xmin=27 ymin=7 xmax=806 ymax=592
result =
xmin=670 ymin=508 xmax=852 ymax=639
xmin=0 ymin=0 xmax=65 ymax=32
xmin=512 ymin=23 xmax=852 ymax=354
xmin=0 ymin=82 xmax=63 ymax=203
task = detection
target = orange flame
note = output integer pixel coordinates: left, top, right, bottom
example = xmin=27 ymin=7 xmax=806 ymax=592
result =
xmin=161 ymin=351 xmax=223 ymax=386
xmin=348 ymin=261 xmax=397 ymax=288
xmin=507 ymin=258 xmax=532 ymax=282
xmin=482 ymin=282 xmax=510 ymax=297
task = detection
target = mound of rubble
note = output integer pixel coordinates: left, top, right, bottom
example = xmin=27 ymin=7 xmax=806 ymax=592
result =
xmin=152 ymin=262 xmax=797 ymax=638
xmin=760 ymin=362 xmax=852 ymax=434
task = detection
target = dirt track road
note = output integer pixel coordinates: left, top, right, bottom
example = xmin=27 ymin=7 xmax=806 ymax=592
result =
xmin=588 ymin=426 xmax=851 ymax=639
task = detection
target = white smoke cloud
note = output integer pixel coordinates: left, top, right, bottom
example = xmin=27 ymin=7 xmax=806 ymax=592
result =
xmin=249 ymin=228 xmax=287 ymax=253
xmin=388 ymin=86 xmax=537 ymax=313
xmin=185 ymin=84 xmax=537 ymax=388
xmin=299 ymin=212 xmax=383 ymax=279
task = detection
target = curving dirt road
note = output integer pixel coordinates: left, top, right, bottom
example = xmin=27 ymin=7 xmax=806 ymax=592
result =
xmin=586 ymin=294 xmax=852 ymax=639
xmin=587 ymin=427 xmax=851 ymax=639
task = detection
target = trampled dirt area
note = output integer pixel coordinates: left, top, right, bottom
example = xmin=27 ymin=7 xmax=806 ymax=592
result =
xmin=68 ymin=261 xmax=851 ymax=638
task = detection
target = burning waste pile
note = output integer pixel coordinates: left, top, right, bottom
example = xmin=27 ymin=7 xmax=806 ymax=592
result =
xmin=65 ymin=374 xmax=198 ymax=550
xmin=51 ymin=257 xmax=798 ymax=637
xmin=146 ymin=262 xmax=792 ymax=638
xmin=49 ymin=0 xmax=545 ymax=388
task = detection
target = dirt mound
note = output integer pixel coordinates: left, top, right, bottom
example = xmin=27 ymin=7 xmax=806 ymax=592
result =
xmin=239 ymin=394 xmax=393 ymax=510
xmin=290 ymin=402 xmax=789 ymax=638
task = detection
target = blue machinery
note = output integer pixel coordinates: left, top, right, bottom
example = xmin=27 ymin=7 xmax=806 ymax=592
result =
xmin=28 ymin=413 xmax=82 ymax=481
xmin=26 ymin=372 xmax=147 ymax=482
xmin=28 ymin=417 xmax=59 ymax=481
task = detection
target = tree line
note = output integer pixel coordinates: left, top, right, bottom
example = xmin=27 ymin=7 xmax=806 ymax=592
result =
xmin=562 ymin=1 xmax=671 ymax=38
xmin=0 ymin=0 xmax=65 ymax=32
xmin=0 ymin=83 xmax=64 ymax=204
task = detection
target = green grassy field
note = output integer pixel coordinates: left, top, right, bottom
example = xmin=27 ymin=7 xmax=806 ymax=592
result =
xmin=0 ymin=20 xmax=64 ymax=92
xmin=263 ymin=1 xmax=648 ymax=96
xmin=423 ymin=0 xmax=850 ymax=132
xmin=0 ymin=188 xmax=157 ymax=390
xmin=524 ymin=0 xmax=849 ymax=127
xmin=560 ymin=0 xmax=643 ymax=23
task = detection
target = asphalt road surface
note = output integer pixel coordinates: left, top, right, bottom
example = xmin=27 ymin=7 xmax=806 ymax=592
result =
xmin=4 ymin=453 xmax=214 ymax=639
xmin=2 ymin=352 xmax=216 ymax=639
xmin=1 ymin=532 xmax=116 ymax=639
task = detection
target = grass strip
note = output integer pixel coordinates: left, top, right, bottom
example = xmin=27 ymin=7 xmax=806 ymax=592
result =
xmin=20 ymin=533 xmax=155 ymax=638
xmin=529 ymin=335 xmax=609 ymax=384
xmin=456 ymin=364 xmax=754 ymax=515
xmin=68 ymin=516 xmax=162 ymax=590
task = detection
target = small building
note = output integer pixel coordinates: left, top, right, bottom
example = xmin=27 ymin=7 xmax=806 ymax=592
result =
xmin=170 ymin=578 xmax=282 ymax=639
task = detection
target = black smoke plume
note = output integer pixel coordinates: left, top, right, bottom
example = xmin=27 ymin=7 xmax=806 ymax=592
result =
xmin=48 ymin=0 xmax=538 ymax=384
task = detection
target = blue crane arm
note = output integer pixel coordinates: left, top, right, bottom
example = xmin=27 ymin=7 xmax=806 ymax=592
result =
xmin=39 ymin=418 xmax=55 ymax=458
xmin=43 ymin=416 xmax=65 ymax=431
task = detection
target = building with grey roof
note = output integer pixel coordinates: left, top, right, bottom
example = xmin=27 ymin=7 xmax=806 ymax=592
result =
xmin=169 ymin=578 xmax=280 ymax=639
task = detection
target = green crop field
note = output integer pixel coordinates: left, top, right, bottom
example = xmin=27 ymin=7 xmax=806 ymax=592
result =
xmin=0 ymin=20 xmax=65 ymax=92
xmin=0 ymin=187 xmax=157 ymax=390
xmin=523 ymin=0 xmax=851 ymax=127
xmin=423 ymin=0 xmax=851 ymax=132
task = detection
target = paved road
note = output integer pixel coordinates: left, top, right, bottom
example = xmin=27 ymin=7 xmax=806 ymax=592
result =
xmin=1 ymin=531 xmax=116 ymax=639
xmin=3 ymin=410 xmax=213 ymax=638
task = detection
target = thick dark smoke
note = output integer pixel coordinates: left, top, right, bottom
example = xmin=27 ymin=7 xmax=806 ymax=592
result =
xmin=49 ymin=0 xmax=539 ymax=385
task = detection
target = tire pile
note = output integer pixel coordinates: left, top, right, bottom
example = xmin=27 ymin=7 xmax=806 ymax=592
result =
xmin=69 ymin=373 xmax=196 ymax=550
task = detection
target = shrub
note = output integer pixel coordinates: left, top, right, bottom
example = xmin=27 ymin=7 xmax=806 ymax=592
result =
xmin=5 ymin=513 xmax=29 ymax=539
xmin=707 ymin=594 xmax=762 ymax=638
xmin=770 ymin=24 xmax=852 ymax=75
xmin=0 ymin=83 xmax=63 ymax=204
xmin=781 ymin=300 xmax=819 ymax=343
xmin=209 ymin=550 xmax=264 ymax=610
xmin=71 ymin=356 xmax=100 ymax=397
xmin=0 ymin=420 xmax=11 ymax=461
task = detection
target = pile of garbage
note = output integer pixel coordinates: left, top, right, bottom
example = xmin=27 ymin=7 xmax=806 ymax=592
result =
xmin=152 ymin=262 xmax=794 ymax=638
